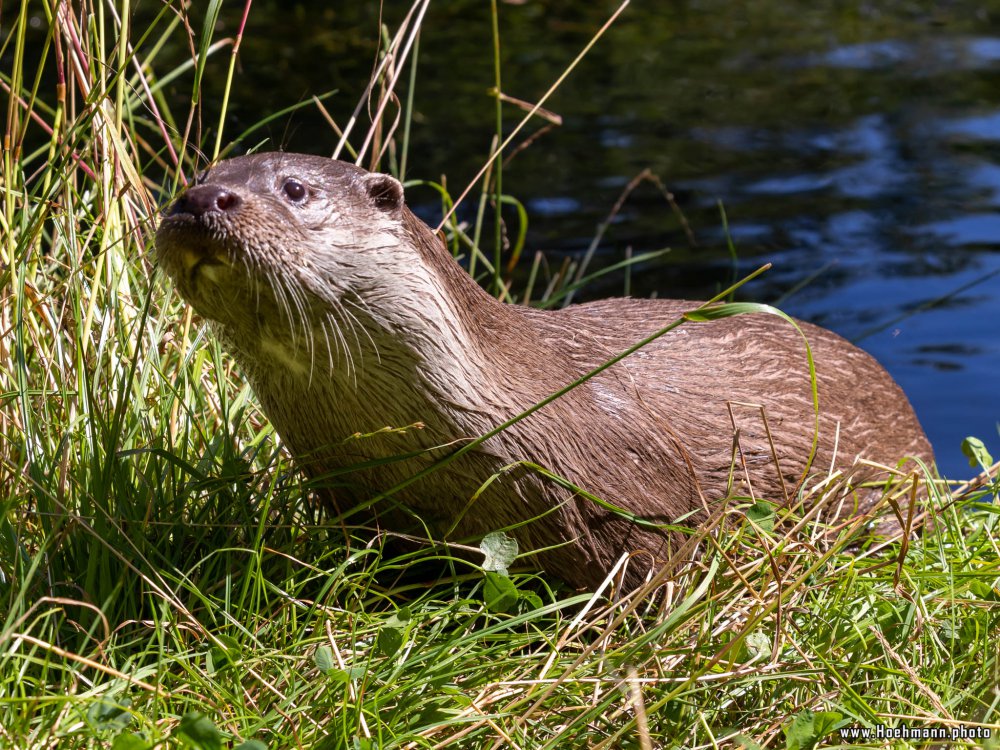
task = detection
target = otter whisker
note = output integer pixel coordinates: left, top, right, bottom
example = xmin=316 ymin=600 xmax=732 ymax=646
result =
xmin=323 ymin=313 xmax=357 ymax=387
xmin=326 ymin=305 xmax=357 ymax=380
xmin=285 ymin=279 xmax=314 ymax=361
xmin=317 ymin=316 xmax=337 ymax=376
xmin=342 ymin=293 xmax=384 ymax=366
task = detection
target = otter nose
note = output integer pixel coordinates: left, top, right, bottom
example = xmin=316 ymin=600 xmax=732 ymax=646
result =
xmin=169 ymin=184 xmax=242 ymax=217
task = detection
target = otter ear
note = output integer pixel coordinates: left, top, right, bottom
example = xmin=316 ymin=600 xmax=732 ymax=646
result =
xmin=360 ymin=172 xmax=404 ymax=213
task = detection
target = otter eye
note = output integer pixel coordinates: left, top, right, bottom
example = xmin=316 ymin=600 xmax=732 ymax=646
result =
xmin=282 ymin=178 xmax=307 ymax=203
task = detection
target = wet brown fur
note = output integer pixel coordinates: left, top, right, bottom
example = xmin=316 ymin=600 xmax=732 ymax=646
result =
xmin=156 ymin=153 xmax=934 ymax=590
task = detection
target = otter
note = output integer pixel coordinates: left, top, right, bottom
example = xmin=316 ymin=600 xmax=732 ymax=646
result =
xmin=155 ymin=152 xmax=933 ymax=590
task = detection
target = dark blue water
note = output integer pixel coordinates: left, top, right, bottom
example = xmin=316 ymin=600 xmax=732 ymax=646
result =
xmin=57 ymin=1 xmax=999 ymax=478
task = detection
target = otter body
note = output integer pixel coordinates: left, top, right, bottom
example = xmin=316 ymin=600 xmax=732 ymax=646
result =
xmin=156 ymin=152 xmax=933 ymax=590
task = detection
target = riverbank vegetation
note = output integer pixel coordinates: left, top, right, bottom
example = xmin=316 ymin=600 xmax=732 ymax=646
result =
xmin=3 ymin=2 xmax=999 ymax=748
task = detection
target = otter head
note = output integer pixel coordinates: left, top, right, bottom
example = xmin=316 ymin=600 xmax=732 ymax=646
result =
xmin=155 ymin=153 xmax=445 ymax=375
